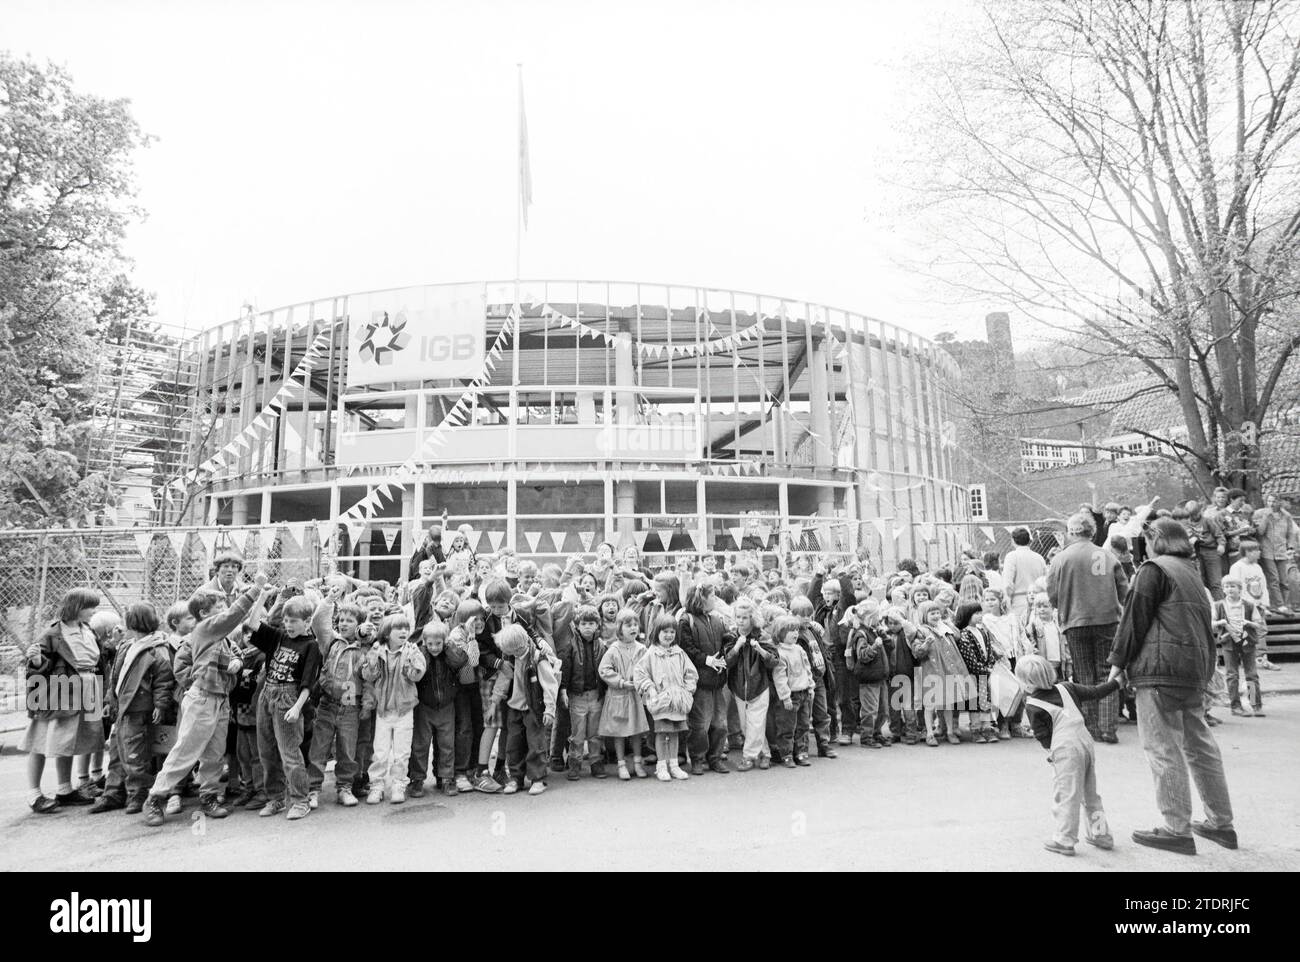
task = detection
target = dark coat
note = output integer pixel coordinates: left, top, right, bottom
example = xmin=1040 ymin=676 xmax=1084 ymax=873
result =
xmin=725 ymin=627 xmax=777 ymax=701
xmin=677 ymin=611 xmax=733 ymax=690
xmin=108 ymin=632 xmax=176 ymax=723
xmin=1109 ymin=554 xmax=1215 ymax=690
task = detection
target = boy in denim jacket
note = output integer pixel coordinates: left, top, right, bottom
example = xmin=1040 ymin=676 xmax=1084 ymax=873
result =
xmin=308 ymin=600 xmax=368 ymax=807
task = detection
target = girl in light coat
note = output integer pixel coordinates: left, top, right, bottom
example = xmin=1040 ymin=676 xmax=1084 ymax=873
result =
xmin=633 ymin=614 xmax=699 ymax=782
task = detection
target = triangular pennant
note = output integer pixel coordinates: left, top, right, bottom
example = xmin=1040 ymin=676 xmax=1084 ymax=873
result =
xmin=166 ymin=532 xmax=189 ymax=557
xmin=549 ymin=531 xmax=568 ymax=553
xmin=728 ymin=526 xmax=746 ymax=548
xmin=132 ymin=532 xmax=155 ymax=558
xmin=381 ymin=526 xmax=400 ymax=552
xmin=578 ymin=530 xmax=596 ymax=553
xmin=524 ymin=531 xmax=544 ymax=553
xmin=487 ymin=530 xmax=506 ymax=553
xmin=285 ymin=522 xmax=309 ymax=548
xmin=317 ymin=521 xmax=335 ymax=546
xmin=224 ymin=530 xmax=246 ymax=555
xmin=893 ymin=525 xmax=908 ymax=542
xmin=755 ymin=523 xmax=773 ymax=547
xmin=636 ymin=528 xmax=657 ymax=551
xmin=980 ymin=525 xmax=996 ymax=543
xmin=919 ymin=522 xmax=936 ymax=542
xmin=196 ymin=529 xmax=219 ymax=561
xmin=871 ymin=518 xmax=888 ymax=539
xmin=346 ymin=520 xmax=365 ymax=549
xmin=1004 ymin=525 xmax=1019 ymax=535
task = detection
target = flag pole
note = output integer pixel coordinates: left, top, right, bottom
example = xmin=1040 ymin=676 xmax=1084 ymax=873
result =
xmin=513 ymin=63 xmax=523 ymax=390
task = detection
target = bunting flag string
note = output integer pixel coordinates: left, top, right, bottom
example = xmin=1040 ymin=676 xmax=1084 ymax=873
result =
xmin=166 ymin=532 xmax=189 ymax=557
xmin=540 ymin=304 xmax=767 ymax=359
xmin=285 ymin=522 xmax=309 ymax=549
xmin=523 ymin=531 xmax=544 ymax=553
xmin=549 ymin=531 xmax=568 ymax=553
xmin=578 ymin=531 xmax=596 ymax=553
xmin=133 ymin=532 xmax=155 ymax=558
xmin=317 ymin=521 xmax=336 ymax=546
xmin=487 ymin=530 xmax=507 ymax=553
xmin=164 ymin=320 xmax=341 ymax=498
xmin=728 ymin=526 xmax=746 ymax=548
xmin=196 ymin=530 xmax=219 ymax=561
xmin=380 ymin=526 xmax=400 ymax=552
xmin=979 ymin=525 xmax=996 ymax=543
xmin=893 ymin=524 xmax=908 ymax=542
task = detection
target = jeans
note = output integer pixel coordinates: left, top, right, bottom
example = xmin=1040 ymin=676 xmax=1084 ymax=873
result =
xmin=1048 ymin=740 xmax=1108 ymax=846
xmin=257 ymin=683 xmax=309 ymax=806
xmin=408 ymin=701 xmax=456 ymax=784
xmin=773 ymin=689 xmax=812 ymax=759
xmin=150 ymin=689 xmax=229 ymax=798
xmin=1064 ymin=624 xmax=1119 ymax=737
xmin=103 ymin=712 xmax=152 ymax=802
xmin=810 ymin=681 xmax=834 ymax=751
xmin=308 ymin=697 xmax=359 ymax=792
xmin=732 ymin=688 xmax=770 ymax=761
xmin=1223 ymin=645 xmax=1261 ymax=710
xmin=453 ymin=683 xmax=482 ymax=775
xmin=236 ymin=726 xmax=263 ymax=795
xmin=1135 ymin=687 xmax=1234 ymax=836
xmin=857 ymin=680 xmax=889 ymax=742
xmin=354 ymin=713 xmax=375 ymax=790
xmin=566 ymin=690 xmax=604 ymax=763
xmin=369 ymin=711 xmax=415 ymax=791
xmin=831 ymin=651 xmax=859 ymax=736
xmin=1197 ymin=546 xmax=1224 ymax=600
xmin=504 ymin=706 xmax=550 ymax=786
xmin=687 ymin=686 xmax=729 ymax=763
xmin=550 ymin=695 xmax=572 ymax=765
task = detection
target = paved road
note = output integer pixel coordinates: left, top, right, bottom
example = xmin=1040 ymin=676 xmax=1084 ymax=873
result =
xmin=2 ymin=697 xmax=1297 ymax=872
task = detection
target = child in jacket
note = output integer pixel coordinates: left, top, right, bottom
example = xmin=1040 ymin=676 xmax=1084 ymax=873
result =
xmin=360 ymin=614 xmax=426 ymax=805
xmin=308 ymin=601 xmax=368 ymax=808
xmin=559 ymin=605 xmax=609 ymax=780
xmin=1212 ymin=576 xmax=1266 ymax=717
xmin=633 ymin=614 xmax=699 ymax=782
xmin=408 ymin=621 xmax=469 ymax=797
xmin=725 ymin=598 xmax=777 ymax=770
xmin=493 ymin=623 xmax=560 ymax=796
xmin=771 ymin=615 xmax=814 ymax=767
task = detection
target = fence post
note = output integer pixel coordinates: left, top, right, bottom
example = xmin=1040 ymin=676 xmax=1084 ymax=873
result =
xmin=173 ymin=541 xmax=184 ymax=606
xmin=31 ymin=533 xmax=50 ymax=637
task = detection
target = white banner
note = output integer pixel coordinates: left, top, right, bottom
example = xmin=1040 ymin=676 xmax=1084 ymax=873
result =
xmin=347 ymin=284 xmax=486 ymax=387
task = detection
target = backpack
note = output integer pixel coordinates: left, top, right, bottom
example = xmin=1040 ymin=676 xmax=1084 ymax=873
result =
xmin=848 ymin=627 xmax=889 ymax=683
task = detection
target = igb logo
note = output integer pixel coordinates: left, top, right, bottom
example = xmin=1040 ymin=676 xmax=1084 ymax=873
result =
xmin=355 ymin=310 xmax=413 ymax=366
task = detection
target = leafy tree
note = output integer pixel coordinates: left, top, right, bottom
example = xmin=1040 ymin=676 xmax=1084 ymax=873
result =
xmin=0 ymin=53 xmax=151 ymax=525
xmin=908 ymin=0 xmax=1300 ymax=500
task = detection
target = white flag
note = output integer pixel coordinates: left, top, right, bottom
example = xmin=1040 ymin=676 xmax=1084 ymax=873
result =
xmin=524 ymin=531 xmax=544 ymax=553
xmin=549 ymin=531 xmax=568 ymax=553
xmin=578 ymin=530 xmax=596 ymax=553
xmin=132 ymin=532 xmax=155 ymax=558
xmin=166 ymin=532 xmax=189 ymax=557
xmin=487 ymin=530 xmax=506 ymax=553
xmin=980 ymin=525 xmax=996 ymax=543
xmin=518 ymin=68 xmax=533 ymax=230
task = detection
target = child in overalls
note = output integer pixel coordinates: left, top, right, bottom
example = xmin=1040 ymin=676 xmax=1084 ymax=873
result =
xmin=1016 ymin=655 xmax=1120 ymax=857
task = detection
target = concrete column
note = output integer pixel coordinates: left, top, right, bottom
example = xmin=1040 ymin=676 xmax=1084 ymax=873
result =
xmin=614 ymin=319 xmax=637 ymax=546
xmin=506 ymin=471 xmax=518 ymax=551
xmin=696 ymin=475 xmax=708 ymax=556
xmin=808 ymin=339 xmax=836 ymax=516
xmin=260 ymin=490 xmax=272 ymax=526
xmin=616 ymin=481 xmax=635 ymax=547
xmin=231 ymin=495 xmax=248 ymax=527
xmin=846 ymin=331 xmax=876 ymax=535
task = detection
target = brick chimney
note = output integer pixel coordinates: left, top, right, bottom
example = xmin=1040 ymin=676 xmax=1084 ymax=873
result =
xmin=985 ymin=311 xmax=1014 ymax=398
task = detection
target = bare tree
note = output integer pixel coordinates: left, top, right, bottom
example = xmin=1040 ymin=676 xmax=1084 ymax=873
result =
xmin=909 ymin=0 xmax=1300 ymax=499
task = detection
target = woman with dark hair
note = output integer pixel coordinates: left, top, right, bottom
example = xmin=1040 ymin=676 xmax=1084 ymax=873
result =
xmin=1107 ymin=517 xmax=1236 ymax=856
xmin=21 ymin=588 xmax=107 ymax=812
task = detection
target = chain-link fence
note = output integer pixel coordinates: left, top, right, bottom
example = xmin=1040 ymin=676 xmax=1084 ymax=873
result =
xmin=0 ymin=525 xmax=323 ymax=674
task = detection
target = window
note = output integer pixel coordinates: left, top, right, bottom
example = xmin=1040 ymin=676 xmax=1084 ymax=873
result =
xmin=1019 ymin=438 xmax=1082 ymax=472
xmin=968 ymin=484 xmax=988 ymax=521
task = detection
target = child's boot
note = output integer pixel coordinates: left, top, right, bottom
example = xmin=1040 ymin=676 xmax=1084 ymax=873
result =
xmin=591 ymin=760 xmax=608 ymax=779
xmin=142 ymin=794 xmax=166 ymax=827
xmin=566 ymin=757 xmax=581 ymax=781
xmin=617 ymin=761 xmax=631 ymax=781
xmin=632 ymin=756 xmax=648 ymax=778
xmin=655 ymin=760 xmax=671 ymax=782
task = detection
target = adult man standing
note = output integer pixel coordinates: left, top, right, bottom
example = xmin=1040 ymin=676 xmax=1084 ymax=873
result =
xmin=1107 ymin=517 xmax=1235 ymax=856
xmin=1253 ymin=493 xmax=1298 ymax=614
xmin=206 ymin=551 xmax=250 ymax=603
xmin=1047 ymin=512 xmax=1129 ymax=743
xmin=1002 ymin=527 xmax=1047 ymax=619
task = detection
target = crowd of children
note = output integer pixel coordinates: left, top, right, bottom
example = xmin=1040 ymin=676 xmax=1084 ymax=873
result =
xmin=20 ymin=498 xmax=1284 ymax=834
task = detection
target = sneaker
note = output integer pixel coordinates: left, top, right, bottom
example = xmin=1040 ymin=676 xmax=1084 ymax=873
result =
xmin=455 ymin=775 xmax=474 ymax=793
xmin=124 ymin=795 xmax=145 ymax=815
xmin=366 ymin=788 xmax=384 ymax=805
xmin=338 ymin=788 xmax=359 ymax=807
xmin=818 ymin=747 xmax=839 ymax=758
xmin=795 ymin=754 xmax=812 ymax=767
xmin=502 ymin=780 xmax=520 ymax=795
xmin=1260 ymin=657 xmax=1280 ymax=671
xmin=259 ymin=799 xmax=287 ymax=817
xmin=407 ymin=780 xmax=425 ymax=798
xmin=1086 ymin=834 xmax=1115 ymax=851
xmin=668 ymin=762 xmax=690 ymax=780
xmin=1131 ymin=827 xmax=1196 ymax=855
xmin=946 ymin=733 xmax=961 ymax=745
xmin=473 ymin=774 xmax=502 ymax=794
xmin=757 ymin=756 xmax=771 ymax=770
xmin=1190 ymin=821 xmax=1238 ymax=850
xmin=285 ymin=803 xmax=310 ymax=820
xmin=54 ymin=788 xmax=94 ymax=807
xmin=164 ymin=794 xmax=183 ymax=816
xmin=307 ymin=789 xmax=321 ymax=809
xmin=632 ymin=759 xmax=648 ymax=779
xmin=528 ymin=780 xmax=546 ymax=796
xmin=565 ymin=762 xmax=581 ymax=782
xmin=1043 ymin=840 xmax=1076 ymax=856
xmin=1206 ymin=713 xmax=1222 ymax=727
xmin=243 ymin=792 xmax=269 ymax=811
xmin=549 ymin=758 xmax=567 ymax=774
xmin=997 ymin=729 xmax=1012 ymax=741
xmin=89 ymin=794 xmax=125 ymax=814
xmin=617 ymin=763 xmax=631 ymax=781
xmin=836 ymin=733 xmax=851 ymax=746
xmin=782 ymin=757 xmax=797 ymax=769
xmin=231 ymin=787 xmax=257 ymax=808
xmin=389 ymin=784 xmax=406 ymax=804
xmin=926 ymin=735 xmax=939 ymax=747
xmin=709 ymin=758 xmax=731 ymax=774
xmin=142 ymin=795 xmax=165 ymax=827
xmin=864 ymin=739 xmax=882 ymax=750
xmin=737 ymin=758 xmax=755 ymax=771
xmin=1231 ymin=705 xmax=1248 ymax=717
xmin=655 ymin=762 xmax=671 ymax=782
xmin=441 ymin=780 xmax=458 ymax=797
xmin=199 ymin=795 xmax=230 ymax=819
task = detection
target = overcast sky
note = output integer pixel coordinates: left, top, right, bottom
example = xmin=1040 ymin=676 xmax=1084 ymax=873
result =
xmin=6 ymin=0 xmax=997 ymax=340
